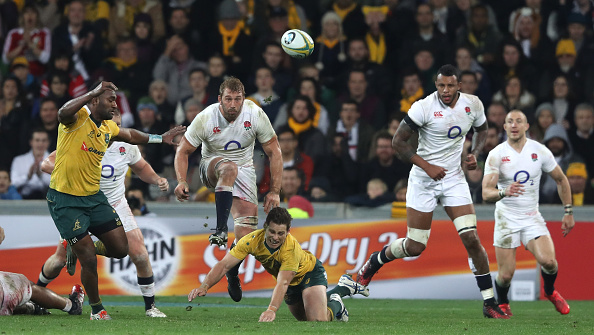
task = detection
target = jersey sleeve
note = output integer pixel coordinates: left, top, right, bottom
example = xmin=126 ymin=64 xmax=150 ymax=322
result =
xmin=483 ymin=147 xmax=500 ymax=176
xmin=184 ymin=112 xmax=206 ymax=148
xmin=254 ymin=107 xmax=276 ymax=144
xmin=63 ymin=108 xmax=89 ymax=130
xmin=228 ymin=234 xmax=251 ymax=261
xmin=105 ymin=120 xmax=120 ymax=137
xmin=472 ymin=97 xmax=487 ymax=128
xmin=127 ymin=145 xmax=142 ymax=165
xmin=540 ymin=145 xmax=558 ymax=173
xmin=406 ymin=101 xmax=425 ymax=128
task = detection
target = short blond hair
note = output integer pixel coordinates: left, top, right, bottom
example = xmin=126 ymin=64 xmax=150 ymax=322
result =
xmin=219 ymin=77 xmax=245 ymax=96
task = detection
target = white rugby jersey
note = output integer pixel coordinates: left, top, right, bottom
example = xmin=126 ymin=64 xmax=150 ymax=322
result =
xmin=185 ymin=100 xmax=276 ymax=166
xmin=407 ymin=92 xmax=486 ymax=177
xmin=100 ymin=142 xmax=141 ymax=204
xmin=484 ymin=139 xmax=557 ymax=215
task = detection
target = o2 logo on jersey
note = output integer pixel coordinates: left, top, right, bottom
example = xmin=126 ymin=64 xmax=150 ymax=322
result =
xmin=224 ymin=140 xmax=242 ymax=150
xmin=447 ymin=126 xmax=462 ymax=139
xmin=101 ymin=164 xmax=117 ymax=181
xmin=514 ymin=170 xmax=530 ymax=184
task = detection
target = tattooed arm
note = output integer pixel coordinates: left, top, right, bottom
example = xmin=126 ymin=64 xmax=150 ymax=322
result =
xmin=467 ymin=121 xmax=488 ymax=170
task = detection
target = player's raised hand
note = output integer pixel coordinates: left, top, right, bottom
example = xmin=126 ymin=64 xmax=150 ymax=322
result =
xmin=188 ymin=287 xmax=207 ymax=302
xmin=505 ymin=182 xmax=524 ymax=197
xmin=424 ymin=164 xmax=447 ymax=181
xmin=157 ymin=177 xmax=169 ymax=192
xmin=263 ymin=192 xmax=280 ymax=214
xmin=259 ymin=309 xmax=276 ymax=322
xmin=561 ymin=214 xmax=574 ymax=237
xmin=466 ymin=154 xmax=478 ymax=170
xmin=161 ymin=125 xmax=186 ymax=147
xmin=175 ymin=181 xmax=190 ymax=202
xmin=90 ymin=81 xmax=117 ymax=97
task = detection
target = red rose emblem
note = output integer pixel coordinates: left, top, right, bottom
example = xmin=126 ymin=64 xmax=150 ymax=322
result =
xmin=244 ymin=121 xmax=252 ymax=130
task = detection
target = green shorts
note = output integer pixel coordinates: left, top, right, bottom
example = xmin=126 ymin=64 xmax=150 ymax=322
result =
xmin=46 ymin=188 xmax=121 ymax=243
xmin=285 ymin=260 xmax=328 ymax=306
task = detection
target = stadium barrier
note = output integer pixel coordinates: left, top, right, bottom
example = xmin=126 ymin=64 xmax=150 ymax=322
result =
xmin=0 ymin=202 xmax=592 ymax=300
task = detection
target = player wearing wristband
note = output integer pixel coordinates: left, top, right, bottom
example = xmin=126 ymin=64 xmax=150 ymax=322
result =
xmin=175 ymin=77 xmax=282 ymax=302
xmin=482 ymin=110 xmax=575 ymax=316
xmin=187 ymin=208 xmax=368 ymax=322
xmin=46 ymin=81 xmax=184 ymax=320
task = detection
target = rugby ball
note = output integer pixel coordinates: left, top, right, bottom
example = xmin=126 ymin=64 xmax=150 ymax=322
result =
xmin=281 ymin=29 xmax=314 ymax=59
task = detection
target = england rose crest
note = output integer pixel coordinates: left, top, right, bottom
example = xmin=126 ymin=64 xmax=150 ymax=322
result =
xmin=119 ymin=146 xmax=126 ymax=155
xmin=465 ymin=106 xmax=471 ymax=115
xmin=244 ymin=121 xmax=252 ymax=130
xmin=531 ymin=153 xmax=538 ymax=161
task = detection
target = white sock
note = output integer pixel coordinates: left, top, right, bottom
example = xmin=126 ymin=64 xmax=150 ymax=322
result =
xmin=62 ymin=299 xmax=72 ymax=312
xmin=139 ymin=282 xmax=155 ymax=297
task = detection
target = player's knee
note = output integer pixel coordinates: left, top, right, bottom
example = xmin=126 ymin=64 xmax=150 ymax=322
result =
xmin=112 ymin=245 xmax=129 ymax=259
xmin=498 ymin=272 xmax=514 ymax=284
xmin=405 ymin=239 xmax=426 ymax=256
xmin=129 ymin=249 xmax=149 ymax=267
xmin=540 ymin=259 xmax=557 ymax=272
xmin=405 ymin=227 xmax=430 ymax=256
xmin=454 ymin=214 xmax=477 ymax=236
xmin=218 ymin=161 xmax=238 ymax=179
xmin=78 ymin=254 xmax=98 ymax=271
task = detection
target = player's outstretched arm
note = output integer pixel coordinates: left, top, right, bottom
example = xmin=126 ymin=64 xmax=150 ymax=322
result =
xmin=468 ymin=121 xmax=488 ymax=170
xmin=174 ymin=136 xmax=198 ymax=202
xmin=259 ymin=270 xmax=295 ymax=322
xmin=549 ymin=165 xmax=575 ymax=236
xmin=262 ymin=136 xmax=282 ymax=213
xmin=188 ymin=253 xmax=242 ymax=302
xmin=114 ymin=125 xmax=186 ymax=146
xmin=130 ymin=158 xmax=169 ymax=192
xmin=58 ymin=81 xmax=117 ymax=125
xmin=40 ymin=151 xmax=57 ymax=174
xmin=0 ymin=226 xmax=4 ymax=245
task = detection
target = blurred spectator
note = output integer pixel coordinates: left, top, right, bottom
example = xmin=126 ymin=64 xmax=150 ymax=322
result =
xmin=205 ymin=55 xmax=228 ymax=99
xmin=508 ymin=7 xmax=554 ymax=70
xmin=275 ymin=77 xmax=329 ymax=134
xmin=327 ymin=133 xmax=359 ymax=200
xmin=0 ymin=169 xmax=21 ymax=200
xmin=43 ymin=70 xmax=71 ymax=111
xmin=107 ymin=0 xmax=165 ymax=48
xmin=385 ymin=112 xmax=405 ymax=136
xmin=280 ymin=166 xmax=306 ymax=202
xmin=266 ymin=126 xmax=313 ymax=195
xmin=132 ymin=13 xmax=161 ymax=67
xmin=566 ymin=162 xmax=594 ymax=206
xmin=393 ymin=178 xmax=407 ymax=202
xmin=477 ymin=121 xmax=499 ymax=164
xmin=359 ymin=130 xmax=410 ymax=193
xmin=396 ymin=69 xmax=424 ymax=114
xmin=284 ymin=95 xmax=329 ymax=176
xmin=2 ymin=4 xmax=51 ymax=77
xmin=175 ymin=68 xmax=216 ymax=125
xmin=328 ymin=99 xmax=374 ymax=164
xmin=382 ymin=0 xmax=415 ymax=49
xmin=255 ymin=42 xmax=292 ymax=100
xmin=252 ymin=5 xmax=292 ymax=71
xmin=529 ymin=102 xmax=556 ymax=143
xmin=460 ymin=70 xmax=478 ymax=95
xmin=10 ymin=129 xmax=50 ymax=199
xmin=313 ymin=11 xmax=347 ymax=90
xmin=29 ymin=98 xmax=59 ymax=152
xmin=399 ymin=3 xmax=451 ymax=70
xmin=207 ymin=0 xmax=253 ymax=81
xmin=40 ymin=51 xmax=87 ymax=99
xmin=253 ymin=1 xmax=307 ymax=40
xmin=540 ymin=124 xmax=583 ymax=203
xmin=362 ymin=5 xmax=388 ymax=66
xmin=153 ymin=35 xmax=206 ymax=105
xmin=508 ymin=0 xmax=553 ymax=38
xmin=181 ymin=98 xmax=203 ymax=127
xmin=491 ymin=75 xmax=536 ymax=117
xmin=329 ymin=0 xmax=367 ymax=39
xmin=148 ymin=80 xmax=175 ymax=126
xmin=455 ymin=46 xmax=491 ymax=104
xmin=126 ymin=188 xmax=152 ymax=215
xmin=286 ymin=63 xmax=337 ymax=119
xmin=566 ymin=13 xmax=594 ymax=78
xmin=10 ymin=56 xmax=39 ymax=106
xmin=166 ymin=8 xmax=203 ymax=60
xmin=337 ymin=69 xmax=386 ymax=129
xmin=486 ymin=101 xmax=508 ymax=142
xmin=456 ymin=4 xmax=502 ymax=66
xmin=413 ymin=48 xmax=439 ymax=95
xmin=307 ymin=177 xmax=339 ymax=202
xmin=0 ymin=77 xmax=29 ymax=169
xmin=345 ymin=178 xmax=395 ymax=207
xmin=52 ymin=0 xmax=102 ymax=78
xmin=545 ymin=74 xmax=579 ymax=129
xmin=247 ymin=67 xmax=283 ymax=124
xmin=539 ymin=39 xmax=583 ymax=101
xmin=559 ymin=0 xmax=594 ymax=33
xmin=490 ymin=39 xmax=539 ymax=95
xmin=287 ymin=195 xmax=314 ymax=219
xmin=134 ymin=96 xmax=168 ymax=173
xmin=568 ymin=103 xmax=594 ymax=178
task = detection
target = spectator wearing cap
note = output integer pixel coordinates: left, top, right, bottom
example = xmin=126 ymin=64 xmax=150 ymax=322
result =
xmin=253 ymin=1 xmax=307 ymax=38
xmin=10 ymin=56 xmax=39 ymax=106
xmin=134 ymin=96 xmax=168 ymax=173
xmin=207 ymin=0 xmax=253 ymax=82
xmin=107 ymin=0 xmax=165 ymax=48
xmin=566 ymin=162 xmax=594 ymax=206
xmin=529 ymin=102 xmax=556 ymax=143
xmin=287 ymin=195 xmax=314 ymax=219
xmin=253 ymin=5 xmax=291 ymax=53
xmin=2 ymin=5 xmax=51 ymax=77
xmin=538 ymin=39 xmax=584 ymax=100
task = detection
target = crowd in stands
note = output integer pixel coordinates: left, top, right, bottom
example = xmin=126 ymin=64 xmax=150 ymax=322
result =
xmin=0 ymin=0 xmax=593 ymax=208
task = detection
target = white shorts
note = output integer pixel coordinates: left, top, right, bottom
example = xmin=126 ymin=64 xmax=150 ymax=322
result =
xmin=0 ymin=272 xmax=32 ymax=315
xmin=493 ymin=208 xmax=550 ymax=248
xmin=406 ymin=172 xmax=473 ymax=212
xmin=111 ymin=197 xmax=138 ymax=233
xmin=199 ymin=157 xmax=258 ymax=205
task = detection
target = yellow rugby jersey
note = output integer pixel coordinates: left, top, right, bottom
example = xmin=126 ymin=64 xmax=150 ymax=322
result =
xmin=49 ymin=106 xmax=120 ymax=196
xmin=230 ymin=229 xmax=316 ymax=286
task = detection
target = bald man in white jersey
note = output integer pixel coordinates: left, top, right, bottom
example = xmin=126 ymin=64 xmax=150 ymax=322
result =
xmin=174 ymin=77 xmax=282 ymax=302
xmin=356 ymin=64 xmax=508 ymax=318
xmin=35 ymin=108 xmax=169 ymax=317
xmin=483 ymin=110 xmax=574 ymax=316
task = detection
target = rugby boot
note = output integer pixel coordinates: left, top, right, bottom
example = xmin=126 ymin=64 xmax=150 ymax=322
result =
xmin=356 ymin=252 xmax=383 ymax=287
xmin=498 ymin=303 xmax=513 ymax=317
xmin=208 ymin=230 xmax=228 ymax=247
xmin=68 ymin=284 xmax=85 ymax=315
xmin=338 ymin=274 xmax=370 ymax=297
xmin=483 ymin=303 xmax=510 ymax=319
xmin=545 ymin=290 xmax=570 ymax=315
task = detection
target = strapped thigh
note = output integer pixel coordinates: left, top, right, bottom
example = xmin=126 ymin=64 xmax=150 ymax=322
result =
xmin=234 ymin=216 xmax=258 ymax=228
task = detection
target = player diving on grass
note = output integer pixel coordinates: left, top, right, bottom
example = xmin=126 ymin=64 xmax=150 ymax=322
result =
xmin=482 ymin=110 xmax=573 ymax=316
xmin=0 ymin=226 xmax=85 ymax=316
xmin=175 ymin=77 xmax=282 ymax=302
xmin=45 ymin=81 xmax=185 ymax=320
xmin=356 ymin=64 xmax=509 ymax=318
xmin=36 ymin=107 xmax=169 ymax=318
xmin=188 ymin=207 xmax=369 ymax=322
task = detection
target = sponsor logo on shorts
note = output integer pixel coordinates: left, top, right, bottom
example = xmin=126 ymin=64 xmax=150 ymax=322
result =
xmin=115 ymin=217 xmax=122 ymax=226
xmin=73 ymin=219 xmax=81 ymax=231
xmin=107 ymin=221 xmax=178 ymax=294
xmin=434 ymin=111 xmax=443 ymax=118
xmin=502 ymin=156 xmax=511 ymax=163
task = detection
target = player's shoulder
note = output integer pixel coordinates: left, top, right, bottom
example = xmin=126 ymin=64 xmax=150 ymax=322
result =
xmin=459 ymin=93 xmax=484 ymax=110
xmin=242 ymin=99 xmax=266 ymax=117
xmin=488 ymin=142 xmax=506 ymax=157
xmin=416 ymin=92 xmax=438 ymax=108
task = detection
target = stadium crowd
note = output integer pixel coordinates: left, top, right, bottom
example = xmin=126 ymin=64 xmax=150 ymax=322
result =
xmin=0 ymin=0 xmax=593 ymax=207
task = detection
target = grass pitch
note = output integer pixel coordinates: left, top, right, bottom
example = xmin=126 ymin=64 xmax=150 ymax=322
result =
xmin=2 ymin=296 xmax=593 ymax=334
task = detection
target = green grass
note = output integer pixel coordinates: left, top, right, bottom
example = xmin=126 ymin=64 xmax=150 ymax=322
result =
xmin=2 ymin=296 xmax=593 ymax=334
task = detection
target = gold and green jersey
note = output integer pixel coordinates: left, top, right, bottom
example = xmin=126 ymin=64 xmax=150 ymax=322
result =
xmin=230 ymin=229 xmax=316 ymax=285
xmin=50 ymin=106 xmax=120 ymax=196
